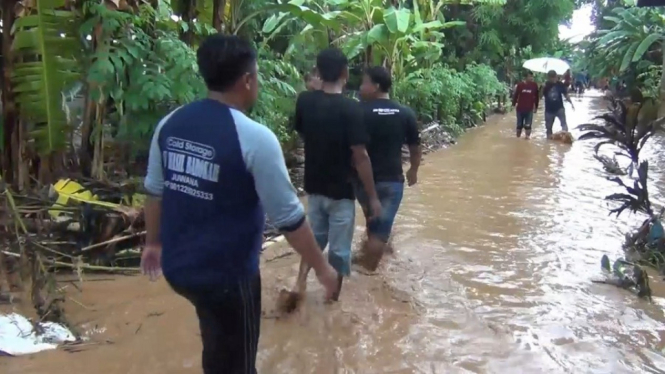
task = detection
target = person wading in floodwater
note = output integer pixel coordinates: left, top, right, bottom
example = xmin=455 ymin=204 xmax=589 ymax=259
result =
xmin=511 ymin=71 xmax=539 ymax=139
xmin=352 ymin=66 xmax=421 ymax=270
xmin=542 ymin=70 xmax=574 ymax=139
xmin=289 ymin=47 xmax=382 ymax=302
xmin=141 ymin=35 xmax=338 ymax=374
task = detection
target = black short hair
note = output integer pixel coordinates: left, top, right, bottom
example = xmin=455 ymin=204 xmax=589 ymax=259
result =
xmin=365 ymin=66 xmax=392 ymax=92
xmin=316 ymin=48 xmax=348 ymax=83
xmin=547 ymin=70 xmax=557 ymax=78
xmin=525 ymin=71 xmax=533 ymax=77
xmin=197 ymin=34 xmax=257 ymax=92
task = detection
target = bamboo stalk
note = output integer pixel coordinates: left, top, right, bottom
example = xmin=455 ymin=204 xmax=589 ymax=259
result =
xmin=1 ymin=250 xmax=141 ymax=274
xmin=80 ymin=231 xmax=145 ymax=252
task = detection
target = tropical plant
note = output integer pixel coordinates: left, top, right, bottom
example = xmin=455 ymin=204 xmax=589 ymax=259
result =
xmin=594 ymin=7 xmax=664 ymax=73
xmin=606 ymin=161 xmax=652 ymax=217
xmin=11 ymin=0 xmax=81 ymax=181
xmin=577 ymin=95 xmax=657 ymax=172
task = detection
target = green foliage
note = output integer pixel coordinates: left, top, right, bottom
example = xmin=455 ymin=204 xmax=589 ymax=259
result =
xmin=251 ymin=52 xmax=303 ymax=147
xmin=576 ymin=4 xmax=664 ymax=99
xmin=637 ymin=65 xmax=662 ymax=99
xmin=79 ymin=2 xmax=207 ymax=143
xmin=595 ymin=7 xmax=664 ymax=72
xmin=2 ymin=0 xmax=578 ymax=180
xmin=11 ymin=0 xmax=81 ymax=155
xmin=393 ymin=63 xmax=505 ymax=133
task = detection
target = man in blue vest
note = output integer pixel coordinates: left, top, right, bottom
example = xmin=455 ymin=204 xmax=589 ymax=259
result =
xmin=141 ymin=34 xmax=338 ymax=374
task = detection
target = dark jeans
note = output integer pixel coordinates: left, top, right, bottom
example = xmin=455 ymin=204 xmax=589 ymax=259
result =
xmin=516 ymin=111 xmax=533 ymax=131
xmin=169 ymin=274 xmax=262 ymax=374
xmin=353 ymin=181 xmax=405 ymax=242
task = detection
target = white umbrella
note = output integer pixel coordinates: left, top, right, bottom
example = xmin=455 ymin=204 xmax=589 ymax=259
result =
xmin=522 ymin=57 xmax=570 ymax=75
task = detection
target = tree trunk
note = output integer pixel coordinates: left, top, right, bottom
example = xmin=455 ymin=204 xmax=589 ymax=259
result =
xmin=212 ymin=0 xmax=227 ymax=33
xmin=1 ymin=0 xmax=18 ymax=185
xmin=179 ymin=0 xmax=196 ymax=45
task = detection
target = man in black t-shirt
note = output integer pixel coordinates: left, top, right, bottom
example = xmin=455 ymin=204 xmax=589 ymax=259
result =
xmin=353 ymin=66 xmax=421 ymax=270
xmin=291 ymin=48 xmax=382 ymax=300
xmin=542 ymin=70 xmax=574 ymax=139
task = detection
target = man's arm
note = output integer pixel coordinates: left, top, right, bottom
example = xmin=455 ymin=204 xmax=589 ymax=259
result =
xmin=511 ymin=83 xmax=520 ymax=107
xmin=143 ymin=116 xmax=171 ymax=247
xmin=238 ymin=113 xmax=329 ymax=275
xmin=404 ymin=107 xmax=421 ymax=171
xmin=347 ymin=102 xmax=378 ymax=201
xmin=562 ymin=84 xmax=573 ymax=104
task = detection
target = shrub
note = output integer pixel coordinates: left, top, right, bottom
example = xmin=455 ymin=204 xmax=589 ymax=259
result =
xmin=393 ymin=63 xmax=506 ymax=134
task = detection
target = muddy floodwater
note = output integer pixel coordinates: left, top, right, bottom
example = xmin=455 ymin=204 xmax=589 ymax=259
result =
xmin=4 ymin=92 xmax=665 ymax=373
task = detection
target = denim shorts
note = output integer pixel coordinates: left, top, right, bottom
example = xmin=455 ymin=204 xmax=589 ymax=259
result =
xmin=353 ymin=181 xmax=404 ymax=243
xmin=307 ymin=194 xmax=355 ymax=276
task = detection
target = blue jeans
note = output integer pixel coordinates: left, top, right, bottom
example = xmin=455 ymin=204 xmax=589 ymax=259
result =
xmin=354 ymin=181 xmax=404 ymax=243
xmin=307 ymin=194 xmax=355 ymax=276
xmin=544 ymin=108 xmax=568 ymax=136
xmin=516 ymin=111 xmax=533 ymax=130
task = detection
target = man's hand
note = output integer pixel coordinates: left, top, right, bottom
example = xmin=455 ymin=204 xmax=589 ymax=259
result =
xmin=368 ymin=197 xmax=383 ymax=221
xmin=141 ymin=244 xmax=162 ymax=281
xmin=534 ymin=108 xmax=538 ymax=113
xmin=314 ymin=263 xmax=339 ymax=300
xmin=406 ymin=168 xmax=418 ymax=186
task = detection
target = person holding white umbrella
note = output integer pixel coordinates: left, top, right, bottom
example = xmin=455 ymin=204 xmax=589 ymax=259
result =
xmin=542 ymin=70 xmax=574 ymax=139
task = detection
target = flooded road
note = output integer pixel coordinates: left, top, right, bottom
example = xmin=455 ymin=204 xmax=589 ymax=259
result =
xmin=4 ymin=92 xmax=665 ymax=373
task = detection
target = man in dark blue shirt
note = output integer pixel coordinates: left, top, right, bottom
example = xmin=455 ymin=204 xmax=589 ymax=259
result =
xmin=542 ymin=70 xmax=574 ymax=139
xmin=141 ymin=35 xmax=338 ymax=374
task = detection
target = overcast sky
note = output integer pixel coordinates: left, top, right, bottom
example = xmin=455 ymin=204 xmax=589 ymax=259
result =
xmin=559 ymin=4 xmax=595 ymax=43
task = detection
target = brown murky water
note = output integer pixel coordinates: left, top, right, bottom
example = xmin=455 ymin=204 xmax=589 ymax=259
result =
xmin=4 ymin=92 xmax=665 ymax=373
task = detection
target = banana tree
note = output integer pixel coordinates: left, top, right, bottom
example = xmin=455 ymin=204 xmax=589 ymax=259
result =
xmin=345 ymin=4 xmax=464 ymax=77
xmin=594 ymin=6 xmax=665 ymax=112
xmin=11 ymin=0 xmax=81 ymax=186
xmin=596 ymin=7 xmax=664 ymax=72
xmin=261 ymin=0 xmax=343 ymax=53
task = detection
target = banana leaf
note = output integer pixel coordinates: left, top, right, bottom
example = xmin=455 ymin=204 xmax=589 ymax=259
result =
xmin=10 ymin=0 xmax=82 ymax=156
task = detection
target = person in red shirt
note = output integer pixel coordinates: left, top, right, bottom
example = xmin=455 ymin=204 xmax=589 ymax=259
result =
xmin=563 ymin=70 xmax=572 ymax=90
xmin=512 ymin=71 xmax=540 ymax=139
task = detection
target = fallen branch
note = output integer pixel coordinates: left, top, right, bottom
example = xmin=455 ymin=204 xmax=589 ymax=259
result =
xmin=1 ymin=250 xmax=141 ymax=274
xmin=80 ymin=231 xmax=145 ymax=252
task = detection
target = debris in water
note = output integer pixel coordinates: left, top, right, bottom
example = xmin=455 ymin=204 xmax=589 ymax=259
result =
xmin=0 ymin=313 xmax=77 ymax=356
xmin=275 ymin=289 xmax=302 ymax=314
xmin=591 ymin=254 xmax=652 ymax=301
xmin=551 ymin=131 xmax=574 ymax=144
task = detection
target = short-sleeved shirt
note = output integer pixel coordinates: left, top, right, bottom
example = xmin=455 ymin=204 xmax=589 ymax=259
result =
xmin=542 ymin=82 xmax=568 ymax=113
xmin=295 ymin=91 xmax=367 ymax=200
xmin=144 ymin=99 xmax=304 ymax=287
xmin=361 ymin=99 xmax=420 ymax=182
